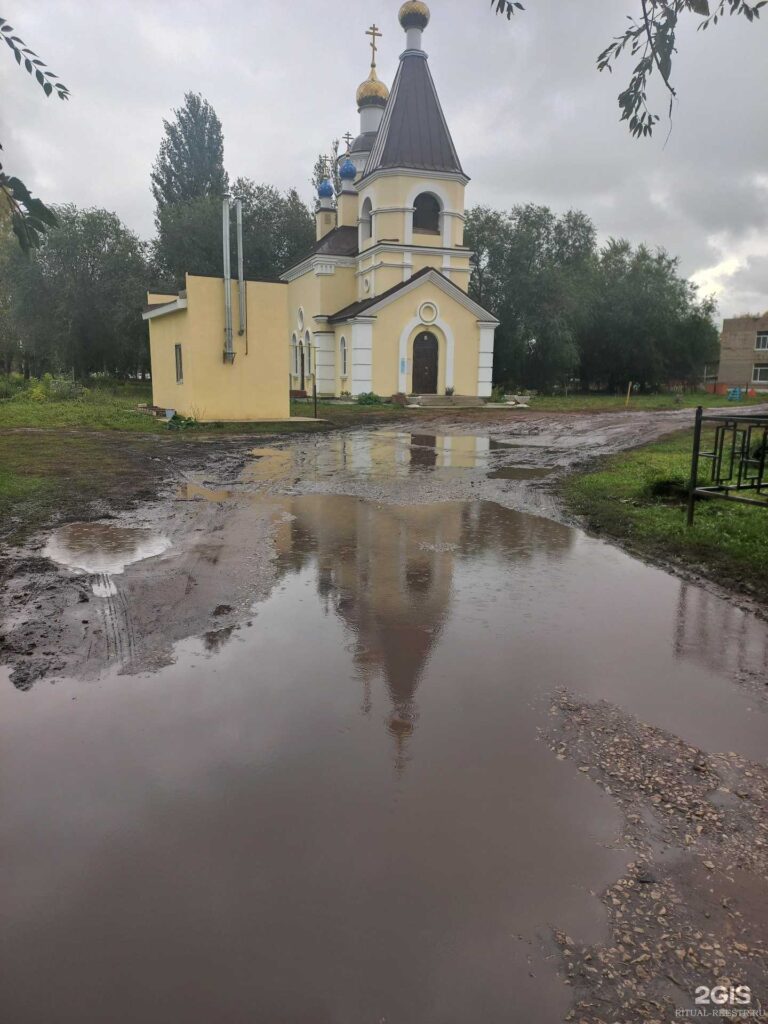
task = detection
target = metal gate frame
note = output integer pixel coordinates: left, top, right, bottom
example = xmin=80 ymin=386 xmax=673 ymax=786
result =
xmin=687 ymin=407 xmax=768 ymax=526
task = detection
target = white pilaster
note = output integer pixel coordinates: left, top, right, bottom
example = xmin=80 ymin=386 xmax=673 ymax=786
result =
xmin=478 ymin=326 xmax=496 ymax=398
xmin=313 ymin=331 xmax=336 ymax=397
xmin=351 ymin=321 xmax=374 ymax=396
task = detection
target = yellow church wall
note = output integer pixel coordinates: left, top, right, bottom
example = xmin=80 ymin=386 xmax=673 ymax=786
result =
xmin=359 ymin=174 xmax=467 ymax=250
xmin=366 ymin=279 xmax=484 ymax=397
xmin=286 ymin=264 xmax=357 ymax=391
xmin=148 ymin=274 xmax=289 ymax=421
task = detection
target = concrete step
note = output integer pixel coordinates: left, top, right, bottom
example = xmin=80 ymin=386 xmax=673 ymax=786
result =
xmin=411 ymin=395 xmax=486 ymax=408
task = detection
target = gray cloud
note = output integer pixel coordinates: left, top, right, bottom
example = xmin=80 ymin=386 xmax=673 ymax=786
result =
xmin=2 ymin=0 xmax=766 ymax=318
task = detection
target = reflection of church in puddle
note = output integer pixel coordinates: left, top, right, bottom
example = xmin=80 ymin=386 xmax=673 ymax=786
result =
xmin=275 ymin=497 xmax=461 ymax=769
xmin=243 ymin=433 xmax=506 ymax=486
xmin=272 ymin=493 xmax=574 ymax=769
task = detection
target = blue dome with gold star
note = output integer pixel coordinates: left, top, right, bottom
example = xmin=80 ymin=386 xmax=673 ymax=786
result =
xmin=318 ymin=179 xmax=334 ymax=199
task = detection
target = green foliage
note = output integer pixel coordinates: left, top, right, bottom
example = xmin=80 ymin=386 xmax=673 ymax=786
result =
xmin=1 ymin=174 xmax=59 ymax=252
xmin=491 ymin=0 xmax=765 ymax=137
xmin=151 ymin=92 xmax=229 ymax=218
xmin=167 ymin=413 xmax=200 ymax=431
xmin=356 ymin=392 xmax=383 ymax=405
xmin=0 ymin=15 xmax=69 ymax=252
xmin=466 ymin=203 xmax=719 ymax=393
xmin=2 ymin=206 xmax=150 ymax=378
xmin=0 ymin=17 xmax=70 ymax=99
xmin=0 ymin=372 xmax=25 ymax=399
xmin=152 ymin=180 xmax=315 ymax=286
xmin=15 ymin=374 xmax=87 ymax=402
xmin=466 ymin=203 xmax=596 ymax=391
xmin=579 ymin=240 xmax=720 ymax=391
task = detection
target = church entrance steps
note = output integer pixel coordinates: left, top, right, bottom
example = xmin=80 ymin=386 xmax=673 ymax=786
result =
xmin=410 ymin=395 xmax=486 ymax=409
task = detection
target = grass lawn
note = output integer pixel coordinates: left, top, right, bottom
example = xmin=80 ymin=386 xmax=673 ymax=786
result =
xmin=0 ymin=431 xmax=163 ymax=547
xmin=527 ymin=392 xmax=767 ymax=413
xmin=0 ymin=389 xmax=404 ymax=435
xmin=563 ymin=428 xmax=768 ymax=603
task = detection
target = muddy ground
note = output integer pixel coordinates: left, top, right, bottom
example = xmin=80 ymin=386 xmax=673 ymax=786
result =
xmin=1 ymin=407 xmax=766 ymax=1023
xmin=1 ymin=406 xmax=762 ymax=691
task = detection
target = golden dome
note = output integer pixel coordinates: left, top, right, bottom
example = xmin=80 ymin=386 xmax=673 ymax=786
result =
xmin=399 ymin=1 xmax=431 ymax=31
xmin=356 ymin=67 xmax=390 ymax=109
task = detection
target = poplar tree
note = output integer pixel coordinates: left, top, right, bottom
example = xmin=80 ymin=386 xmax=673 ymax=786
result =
xmin=150 ymin=92 xmax=229 ymax=219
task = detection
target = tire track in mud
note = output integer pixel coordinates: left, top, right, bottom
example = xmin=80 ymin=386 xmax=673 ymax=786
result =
xmin=91 ymin=573 xmax=136 ymax=669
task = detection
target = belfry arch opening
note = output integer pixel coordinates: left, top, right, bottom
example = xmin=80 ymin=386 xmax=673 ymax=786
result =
xmin=413 ymin=193 xmax=441 ymax=235
xmin=360 ymin=198 xmax=373 ymax=243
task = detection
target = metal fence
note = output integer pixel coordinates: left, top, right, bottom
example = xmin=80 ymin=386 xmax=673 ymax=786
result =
xmin=687 ymin=407 xmax=768 ymax=526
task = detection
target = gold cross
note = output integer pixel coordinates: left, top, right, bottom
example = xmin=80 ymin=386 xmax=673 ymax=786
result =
xmin=366 ymin=23 xmax=382 ymax=67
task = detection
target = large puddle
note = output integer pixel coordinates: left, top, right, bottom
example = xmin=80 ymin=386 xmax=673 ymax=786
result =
xmin=3 ymin=481 xmax=768 ymax=1020
xmin=240 ymin=431 xmax=554 ymax=485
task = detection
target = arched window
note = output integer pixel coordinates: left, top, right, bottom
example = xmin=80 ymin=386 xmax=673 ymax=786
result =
xmin=413 ymin=193 xmax=441 ymax=234
xmin=360 ymin=198 xmax=373 ymax=242
xmin=340 ymin=336 xmax=348 ymax=377
xmin=291 ymin=333 xmax=298 ymax=375
xmin=304 ymin=331 xmax=312 ymax=374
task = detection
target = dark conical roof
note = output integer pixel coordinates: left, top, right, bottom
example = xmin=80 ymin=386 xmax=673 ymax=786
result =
xmin=363 ymin=50 xmax=465 ymax=179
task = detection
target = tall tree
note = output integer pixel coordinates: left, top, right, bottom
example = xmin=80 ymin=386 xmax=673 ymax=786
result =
xmin=0 ymin=221 xmax=17 ymax=373
xmin=150 ymin=92 xmax=229 ymax=218
xmin=466 ymin=204 xmax=597 ymax=390
xmin=491 ymin=0 xmax=765 ymax=136
xmin=152 ymin=181 xmax=314 ymax=288
xmin=7 ymin=206 xmax=149 ymax=378
xmin=578 ymin=239 xmax=719 ymax=390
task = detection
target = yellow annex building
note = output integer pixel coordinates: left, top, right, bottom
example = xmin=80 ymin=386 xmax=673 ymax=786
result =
xmin=144 ymin=1 xmax=497 ymax=420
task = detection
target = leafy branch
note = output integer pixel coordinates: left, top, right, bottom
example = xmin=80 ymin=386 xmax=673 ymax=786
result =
xmin=0 ymin=15 xmax=70 ymax=252
xmin=0 ymin=17 xmax=70 ymax=99
xmin=492 ymin=0 xmax=766 ymax=137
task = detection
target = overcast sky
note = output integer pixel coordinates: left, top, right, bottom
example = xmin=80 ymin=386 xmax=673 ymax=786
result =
xmin=2 ymin=0 xmax=766 ymax=318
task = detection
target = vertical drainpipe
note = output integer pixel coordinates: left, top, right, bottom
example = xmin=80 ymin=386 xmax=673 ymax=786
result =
xmin=236 ymin=199 xmax=247 ymax=352
xmin=222 ymin=196 xmax=234 ymax=363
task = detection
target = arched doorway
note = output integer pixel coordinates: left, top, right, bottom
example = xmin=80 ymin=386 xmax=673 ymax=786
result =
xmin=412 ymin=332 xmax=438 ymax=394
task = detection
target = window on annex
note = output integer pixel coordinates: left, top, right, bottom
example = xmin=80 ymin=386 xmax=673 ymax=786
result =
xmin=752 ymin=364 xmax=768 ymax=384
xmin=756 ymin=332 xmax=768 ymax=351
xmin=175 ymin=344 xmax=183 ymax=384
xmin=305 ymin=331 xmax=312 ymax=374
xmin=413 ymin=193 xmax=441 ymax=235
xmin=340 ymin=336 xmax=348 ymax=377
xmin=291 ymin=334 xmax=299 ymax=375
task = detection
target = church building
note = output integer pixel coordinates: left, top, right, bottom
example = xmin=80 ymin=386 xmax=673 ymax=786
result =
xmin=144 ymin=2 xmax=496 ymax=420
xmin=284 ymin=1 xmax=498 ymax=400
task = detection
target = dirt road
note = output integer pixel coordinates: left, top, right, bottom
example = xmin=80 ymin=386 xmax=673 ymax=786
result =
xmin=1 ymin=408 xmax=766 ymax=1023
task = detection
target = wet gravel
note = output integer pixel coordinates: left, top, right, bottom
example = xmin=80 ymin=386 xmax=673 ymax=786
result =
xmin=546 ymin=693 xmax=768 ymax=1022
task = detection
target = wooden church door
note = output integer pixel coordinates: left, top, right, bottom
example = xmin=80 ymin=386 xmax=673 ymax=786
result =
xmin=412 ymin=332 xmax=438 ymax=394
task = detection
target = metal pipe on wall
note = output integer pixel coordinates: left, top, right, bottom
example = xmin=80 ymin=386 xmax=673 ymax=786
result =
xmin=222 ymin=197 xmax=234 ymax=362
xmin=236 ymin=199 xmax=246 ymax=341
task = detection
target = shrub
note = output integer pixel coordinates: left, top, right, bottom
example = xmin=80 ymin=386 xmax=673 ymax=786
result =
xmin=490 ymin=386 xmax=507 ymax=403
xmin=11 ymin=374 xmax=87 ymax=403
xmin=356 ymin=392 xmax=382 ymax=406
xmin=167 ymin=413 xmax=199 ymax=430
xmin=0 ymin=374 xmax=27 ymax=401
